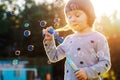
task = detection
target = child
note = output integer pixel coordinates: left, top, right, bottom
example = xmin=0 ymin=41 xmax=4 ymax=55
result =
xmin=43 ymin=0 xmax=111 ymax=80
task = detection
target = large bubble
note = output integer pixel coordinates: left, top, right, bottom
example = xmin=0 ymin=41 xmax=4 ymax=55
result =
xmin=11 ymin=11 xmax=15 ymax=16
xmin=54 ymin=23 xmax=60 ymax=28
xmin=53 ymin=0 xmax=65 ymax=8
xmin=54 ymin=18 xmax=60 ymax=23
xmin=15 ymin=50 xmax=21 ymax=56
xmin=47 ymin=60 xmax=51 ymax=64
xmin=28 ymin=45 xmax=34 ymax=51
xmin=40 ymin=20 xmax=47 ymax=27
xmin=24 ymin=22 xmax=30 ymax=28
xmin=12 ymin=59 xmax=19 ymax=65
xmin=24 ymin=30 xmax=31 ymax=37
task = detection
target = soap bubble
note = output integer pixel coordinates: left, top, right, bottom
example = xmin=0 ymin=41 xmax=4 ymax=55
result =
xmin=54 ymin=18 xmax=60 ymax=23
xmin=15 ymin=50 xmax=20 ymax=56
xmin=54 ymin=23 xmax=60 ymax=28
xmin=40 ymin=20 xmax=47 ymax=27
xmin=24 ymin=30 xmax=31 ymax=37
xmin=28 ymin=45 xmax=34 ymax=51
xmin=53 ymin=0 xmax=64 ymax=8
xmin=24 ymin=23 xmax=30 ymax=28
xmin=12 ymin=59 xmax=19 ymax=65
xmin=47 ymin=60 xmax=51 ymax=64
xmin=11 ymin=11 xmax=15 ymax=15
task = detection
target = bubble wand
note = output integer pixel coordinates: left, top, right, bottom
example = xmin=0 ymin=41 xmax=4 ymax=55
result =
xmin=66 ymin=58 xmax=79 ymax=73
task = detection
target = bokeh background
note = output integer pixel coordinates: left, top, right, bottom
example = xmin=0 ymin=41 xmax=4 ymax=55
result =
xmin=0 ymin=0 xmax=120 ymax=80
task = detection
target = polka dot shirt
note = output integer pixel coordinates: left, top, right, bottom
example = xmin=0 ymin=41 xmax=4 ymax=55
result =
xmin=43 ymin=31 xmax=111 ymax=80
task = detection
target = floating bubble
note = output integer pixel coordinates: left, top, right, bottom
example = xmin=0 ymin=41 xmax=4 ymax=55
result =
xmin=97 ymin=51 xmax=105 ymax=58
xmin=54 ymin=23 xmax=60 ymax=28
xmin=12 ymin=59 xmax=19 ymax=65
xmin=40 ymin=20 xmax=47 ymax=27
xmin=48 ymin=27 xmax=54 ymax=34
xmin=78 ymin=51 xmax=84 ymax=58
xmin=24 ymin=23 xmax=30 ymax=28
xmin=11 ymin=11 xmax=15 ymax=15
xmin=24 ymin=30 xmax=31 ymax=37
xmin=54 ymin=31 xmax=59 ymax=39
xmin=28 ymin=45 xmax=34 ymax=51
xmin=54 ymin=18 xmax=60 ymax=23
xmin=57 ymin=37 xmax=64 ymax=44
xmin=47 ymin=60 xmax=51 ymax=64
xmin=54 ymin=0 xmax=64 ymax=8
xmin=15 ymin=50 xmax=20 ymax=56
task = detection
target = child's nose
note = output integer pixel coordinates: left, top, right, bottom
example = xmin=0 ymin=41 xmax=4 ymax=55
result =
xmin=70 ymin=17 xmax=76 ymax=22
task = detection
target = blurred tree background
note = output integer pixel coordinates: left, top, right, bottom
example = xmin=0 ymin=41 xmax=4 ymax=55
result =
xmin=0 ymin=0 xmax=120 ymax=80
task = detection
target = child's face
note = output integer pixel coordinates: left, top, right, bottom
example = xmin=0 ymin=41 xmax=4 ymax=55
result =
xmin=66 ymin=10 xmax=89 ymax=32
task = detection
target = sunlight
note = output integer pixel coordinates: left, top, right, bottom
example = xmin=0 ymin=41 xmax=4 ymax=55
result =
xmin=91 ymin=0 xmax=120 ymax=18
xmin=35 ymin=0 xmax=44 ymax=4
xmin=64 ymin=0 xmax=120 ymax=18
xmin=64 ymin=0 xmax=69 ymax=3
xmin=35 ymin=0 xmax=54 ymax=4
xmin=34 ymin=0 xmax=120 ymax=18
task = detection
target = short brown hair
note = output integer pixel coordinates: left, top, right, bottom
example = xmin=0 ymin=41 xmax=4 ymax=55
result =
xmin=64 ymin=0 xmax=96 ymax=27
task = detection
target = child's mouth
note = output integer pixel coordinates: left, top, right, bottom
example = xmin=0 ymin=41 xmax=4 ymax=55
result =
xmin=72 ymin=24 xmax=79 ymax=27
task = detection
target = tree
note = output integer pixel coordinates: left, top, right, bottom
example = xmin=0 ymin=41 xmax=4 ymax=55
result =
xmin=94 ymin=12 xmax=120 ymax=80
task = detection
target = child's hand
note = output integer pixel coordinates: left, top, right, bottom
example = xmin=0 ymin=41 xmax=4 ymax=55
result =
xmin=42 ymin=27 xmax=54 ymax=41
xmin=75 ymin=68 xmax=87 ymax=80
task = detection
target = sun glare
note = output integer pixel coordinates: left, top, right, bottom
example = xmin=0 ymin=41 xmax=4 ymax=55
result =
xmin=64 ymin=0 xmax=120 ymax=18
xmin=35 ymin=0 xmax=120 ymax=18
xmin=91 ymin=0 xmax=120 ymax=18
xmin=35 ymin=0 xmax=54 ymax=4
xmin=64 ymin=0 xmax=69 ymax=3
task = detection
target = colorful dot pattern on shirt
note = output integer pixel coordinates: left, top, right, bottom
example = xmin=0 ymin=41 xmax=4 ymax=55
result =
xmin=80 ymin=61 xmax=84 ymax=64
xmin=105 ymin=64 xmax=108 ymax=67
xmin=45 ymin=44 xmax=48 ymax=46
xmin=77 ymin=48 xmax=81 ymax=51
xmin=98 ymin=72 xmax=101 ymax=75
xmin=91 ymin=40 xmax=94 ymax=43
xmin=67 ymin=70 xmax=69 ymax=73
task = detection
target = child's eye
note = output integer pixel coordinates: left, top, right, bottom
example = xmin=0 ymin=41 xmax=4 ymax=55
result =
xmin=76 ymin=14 xmax=80 ymax=17
xmin=75 ymin=12 xmax=81 ymax=17
xmin=76 ymin=15 xmax=80 ymax=17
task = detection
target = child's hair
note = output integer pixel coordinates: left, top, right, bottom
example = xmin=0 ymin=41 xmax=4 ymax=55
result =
xmin=64 ymin=0 xmax=96 ymax=27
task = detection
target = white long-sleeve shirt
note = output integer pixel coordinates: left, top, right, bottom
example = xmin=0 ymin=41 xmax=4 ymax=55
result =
xmin=43 ymin=31 xmax=111 ymax=80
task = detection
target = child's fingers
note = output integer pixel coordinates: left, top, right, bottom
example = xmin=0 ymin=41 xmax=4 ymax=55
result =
xmin=76 ymin=74 xmax=84 ymax=80
xmin=78 ymin=75 xmax=86 ymax=80
xmin=42 ymin=29 xmax=49 ymax=37
xmin=75 ymin=70 xmax=86 ymax=80
xmin=75 ymin=71 xmax=82 ymax=78
xmin=46 ymin=27 xmax=53 ymax=32
xmin=43 ymin=27 xmax=54 ymax=41
xmin=42 ymin=29 xmax=46 ymax=35
xmin=42 ymin=27 xmax=52 ymax=36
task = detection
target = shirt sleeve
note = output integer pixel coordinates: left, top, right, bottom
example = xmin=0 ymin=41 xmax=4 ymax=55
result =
xmin=43 ymin=36 xmax=69 ymax=63
xmin=84 ymin=35 xmax=111 ymax=79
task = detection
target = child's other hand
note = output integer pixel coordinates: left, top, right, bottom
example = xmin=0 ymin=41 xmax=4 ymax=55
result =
xmin=42 ymin=27 xmax=54 ymax=41
xmin=75 ymin=68 xmax=87 ymax=80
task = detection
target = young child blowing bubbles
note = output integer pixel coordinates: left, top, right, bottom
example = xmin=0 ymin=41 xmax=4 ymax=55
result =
xmin=43 ymin=0 xmax=111 ymax=80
